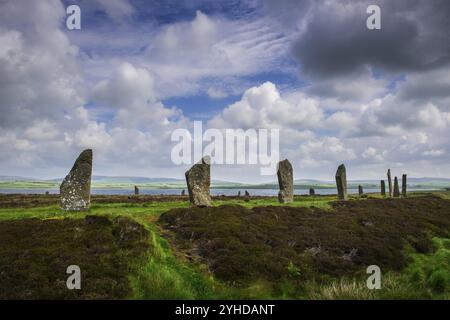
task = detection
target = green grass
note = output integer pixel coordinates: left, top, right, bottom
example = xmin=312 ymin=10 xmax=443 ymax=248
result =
xmin=0 ymin=193 xmax=448 ymax=299
xmin=0 ymin=181 xmax=58 ymax=189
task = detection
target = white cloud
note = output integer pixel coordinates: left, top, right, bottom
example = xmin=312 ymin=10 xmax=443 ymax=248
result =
xmin=297 ymin=136 xmax=356 ymax=168
xmin=209 ymin=82 xmax=323 ymax=130
xmin=24 ymin=120 xmax=59 ymax=140
xmin=92 ymin=0 xmax=135 ymax=21
xmin=93 ymin=62 xmax=156 ymax=109
xmin=362 ymin=147 xmax=385 ymax=162
xmin=423 ymin=149 xmax=445 ymax=157
xmin=325 ymin=111 xmax=357 ymax=130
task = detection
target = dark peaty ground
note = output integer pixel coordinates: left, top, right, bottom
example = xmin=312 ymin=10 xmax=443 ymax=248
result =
xmin=158 ymin=196 xmax=450 ymax=285
xmin=0 ymin=215 xmax=149 ymax=299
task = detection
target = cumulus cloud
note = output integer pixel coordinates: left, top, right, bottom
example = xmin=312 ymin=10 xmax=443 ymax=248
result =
xmin=362 ymin=147 xmax=385 ymax=162
xmin=209 ymin=82 xmax=323 ymax=130
xmin=297 ymin=137 xmax=356 ymax=168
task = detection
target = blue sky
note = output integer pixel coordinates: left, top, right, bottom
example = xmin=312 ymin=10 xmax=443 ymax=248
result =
xmin=1 ymin=0 xmax=450 ymax=182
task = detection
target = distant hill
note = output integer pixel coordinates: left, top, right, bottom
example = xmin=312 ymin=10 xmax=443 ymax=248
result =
xmin=0 ymin=176 xmax=37 ymax=182
xmin=46 ymin=176 xmax=185 ymax=184
xmin=1 ymin=175 xmax=450 ymax=189
xmin=0 ymin=175 xmax=244 ymax=189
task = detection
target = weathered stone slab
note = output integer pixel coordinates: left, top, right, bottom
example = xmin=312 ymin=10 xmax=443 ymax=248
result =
xmin=245 ymin=190 xmax=250 ymax=196
xmin=309 ymin=188 xmax=315 ymax=196
xmin=358 ymin=185 xmax=364 ymax=196
xmin=277 ymin=159 xmax=294 ymax=203
xmin=393 ymin=176 xmax=400 ymax=198
xmin=402 ymin=174 xmax=407 ymax=197
xmin=381 ymin=180 xmax=386 ymax=196
xmin=185 ymin=157 xmax=211 ymax=207
xmin=134 ymin=186 xmax=139 ymax=195
xmin=181 ymin=189 xmax=185 ymax=196
xmin=335 ymin=164 xmax=348 ymax=201
xmin=387 ymin=169 xmax=393 ymax=197
xmin=60 ymin=149 xmax=92 ymax=211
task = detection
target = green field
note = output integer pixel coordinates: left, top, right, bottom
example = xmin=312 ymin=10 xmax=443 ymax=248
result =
xmin=0 ymin=193 xmax=448 ymax=300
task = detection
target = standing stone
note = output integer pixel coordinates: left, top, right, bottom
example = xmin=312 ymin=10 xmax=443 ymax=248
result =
xmin=335 ymin=164 xmax=348 ymax=201
xmin=245 ymin=190 xmax=250 ymax=196
xmin=393 ymin=176 xmax=400 ymax=198
xmin=45 ymin=191 xmax=50 ymax=195
xmin=277 ymin=159 xmax=294 ymax=203
xmin=181 ymin=189 xmax=185 ymax=196
xmin=237 ymin=191 xmax=241 ymax=197
xmin=402 ymin=174 xmax=407 ymax=197
xmin=309 ymin=188 xmax=315 ymax=196
xmin=358 ymin=185 xmax=364 ymax=196
xmin=387 ymin=169 xmax=393 ymax=197
xmin=185 ymin=157 xmax=211 ymax=207
xmin=380 ymin=180 xmax=386 ymax=196
xmin=60 ymin=149 xmax=92 ymax=211
xmin=134 ymin=186 xmax=139 ymax=195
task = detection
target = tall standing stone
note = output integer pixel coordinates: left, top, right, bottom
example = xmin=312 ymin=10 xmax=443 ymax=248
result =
xmin=387 ymin=169 xmax=393 ymax=197
xmin=393 ymin=176 xmax=400 ymax=198
xmin=309 ymin=188 xmax=315 ymax=196
xmin=358 ymin=185 xmax=364 ymax=196
xmin=335 ymin=164 xmax=348 ymax=201
xmin=245 ymin=190 xmax=250 ymax=196
xmin=134 ymin=186 xmax=139 ymax=195
xmin=185 ymin=157 xmax=211 ymax=207
xmin=60 ymin=149 xmax=92 ymax=211
xmin=181 ymin=189 xmax=185 ymax=196
xmin=402 ymin=174 xmax=407 ymax=197
xmin=380 ymin=180 xmax=386 ymax=196
xmin=277 ymin=159 xmax=294 ymax=203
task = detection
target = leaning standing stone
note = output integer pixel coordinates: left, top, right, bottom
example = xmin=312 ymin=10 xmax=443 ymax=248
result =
xmin=335 ymin=164 xmax=348 ymax=201
xmin=134 ymin=186 xmax=139 ymax=195
xmin=185 ymin=157 xmax=212 ymax=207
xmin=245 ymin=190 xmax=250 ymax=196
xmin=393 ymin=176 xmax=400 ymax=198
xmin=277 ymin=159 xmax=294 ymax=203
xmin=60 ymin=149 xmax=93 ymax=211
xmin=402 ymin=174 xmax=407 ymax=197
xmin=309 ymin=188 xmax=315 ymax=196
xmin=380 ymin=180 xmax=386 ymax=196
xmin=387 ymin=169 xmax=393 ymax=197
xmin=358 ymin=185 xmax=364 ymax=196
